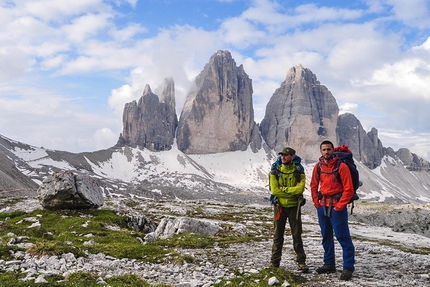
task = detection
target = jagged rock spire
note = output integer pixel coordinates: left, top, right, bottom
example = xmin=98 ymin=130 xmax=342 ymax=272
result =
xmin=176 ymin=50 xmax=260 ymax=154
xmin=337 ymin=113 xmax=384 ymax=169
xmin=117 ymin=78 xmax=178 ymax=151
xmin=260 ymin=64 xmax=339 ymax=161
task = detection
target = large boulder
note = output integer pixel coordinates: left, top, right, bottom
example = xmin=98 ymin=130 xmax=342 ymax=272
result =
xmin=144 ymin=216 xmax=220 ymax=242
xmin=37 ymin=170 xmax=104 ymax=210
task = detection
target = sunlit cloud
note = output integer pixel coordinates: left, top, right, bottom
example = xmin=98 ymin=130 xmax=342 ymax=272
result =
xmin=0 ymin=0 xmax=429 ymax=161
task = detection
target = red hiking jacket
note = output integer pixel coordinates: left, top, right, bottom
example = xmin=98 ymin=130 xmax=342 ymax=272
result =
xmin=310 ymin=155 xmax=354 ymax=211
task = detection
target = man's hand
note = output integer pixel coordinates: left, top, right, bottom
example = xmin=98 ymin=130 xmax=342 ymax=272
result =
xmin=334 ymin=206 xmax=343 ymax=211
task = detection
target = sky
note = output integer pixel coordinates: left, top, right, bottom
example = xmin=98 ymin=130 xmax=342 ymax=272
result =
xmin=1 ymin=0 xmax=430 ymax=161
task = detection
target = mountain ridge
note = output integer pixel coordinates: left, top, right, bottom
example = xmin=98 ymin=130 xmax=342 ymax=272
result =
xmin=0 ymin=50 xmax=429 ymax=204
xmin=1 ymin=133 xmax=429 ymax=205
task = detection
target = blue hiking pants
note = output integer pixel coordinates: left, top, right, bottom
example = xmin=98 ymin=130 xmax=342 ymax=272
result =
xmin=317 ymin=206 xmax=355 ymax=272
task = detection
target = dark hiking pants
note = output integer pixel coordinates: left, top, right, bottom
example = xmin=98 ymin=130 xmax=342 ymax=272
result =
xmin=271 ymin=205 xmax=306 ymax=267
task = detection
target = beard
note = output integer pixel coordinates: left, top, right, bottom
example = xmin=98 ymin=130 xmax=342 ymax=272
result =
xmin=323 ymin=153 xmax=334 ymax=161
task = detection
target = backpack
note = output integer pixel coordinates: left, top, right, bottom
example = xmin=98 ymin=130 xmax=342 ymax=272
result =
xmin=269 ymin=154 xmax=305 ymax=205
xmin=316 ymin=145 xmax=361 ymax=213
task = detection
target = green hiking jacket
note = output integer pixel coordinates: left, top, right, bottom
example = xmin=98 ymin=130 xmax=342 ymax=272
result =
xmin=270 ymin=163 xmax=305 ymax=208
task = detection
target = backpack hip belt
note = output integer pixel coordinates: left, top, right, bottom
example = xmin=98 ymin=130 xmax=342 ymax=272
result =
xmin=317 ymin=191 xmax=342 ymax=217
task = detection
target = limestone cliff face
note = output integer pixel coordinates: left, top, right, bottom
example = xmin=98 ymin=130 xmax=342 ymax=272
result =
xmin=337 ymin=113 xmax=384 ymax=169
xmin=396 ymin=148 xmax=430 ymax=171
xmin=259 ymin=64 xmax=338 ymax=161
xmin=117 ymin=78 xmax=178 ymax=151
xmin=176 ymin=50 xmax=257 ymax=154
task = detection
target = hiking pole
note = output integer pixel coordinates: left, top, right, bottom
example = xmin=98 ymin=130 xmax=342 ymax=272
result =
xmin=296 ymin=196 xmax=302 ymax=220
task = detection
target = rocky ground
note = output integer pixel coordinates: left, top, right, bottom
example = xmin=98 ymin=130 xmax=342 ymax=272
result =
xmin=0 ymin=196 xmax=429 ymax=286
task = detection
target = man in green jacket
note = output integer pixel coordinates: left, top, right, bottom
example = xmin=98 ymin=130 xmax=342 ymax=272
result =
xmin=270 ymin=147 xmax=308 ymax=272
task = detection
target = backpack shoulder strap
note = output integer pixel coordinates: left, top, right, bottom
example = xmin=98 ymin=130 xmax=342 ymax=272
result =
xmin=316 ymin=162 xmax=321 ymax=181
xmin=334 ymin=158 xmax=342 ymax=184
xmin=293 ymin=163 xmax=303 ymax=182
xmin=316 ymin=159 xmax=342 ymax=182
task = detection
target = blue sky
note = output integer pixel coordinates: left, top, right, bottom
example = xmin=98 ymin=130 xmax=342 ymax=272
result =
xmin=1 ymin=0 xmax=430 ymax=160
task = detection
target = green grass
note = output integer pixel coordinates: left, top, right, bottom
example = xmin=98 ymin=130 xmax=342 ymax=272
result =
xmin=0 ymin=203 xmax=286 ymax=286
xmin=2 ymin=198 xmax=386 ymax=287
xmin=0 ymin=208 xmax=179 ymax=261
xmin=0 ymin=272 xmax=172 ymax=287
xmin=212 ymin=266 xmax=307 ymax=287
xmin=0 ymin=207 xmax=183 ymax=286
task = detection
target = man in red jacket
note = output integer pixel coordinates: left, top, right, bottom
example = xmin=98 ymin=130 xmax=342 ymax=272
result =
xmin=310 ymin=140 xmax=355 ymax=281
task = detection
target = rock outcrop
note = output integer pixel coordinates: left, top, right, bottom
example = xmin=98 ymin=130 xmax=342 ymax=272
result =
xmin=337 ymin=113 xmax=384 ymax=169
xmin=396 ymin=148 xmax=430 ymax=171
xmin=117 ymin=78 xmax=178 ymax=151
xmin=176 ymin=50 xmax=257 ymax=154
xmin=37 ymin=170 xmax=104 ymax=210
xmin=0 ymin=152 xmax=38 ymax=196
xmin=144 ymin=216 xmax=220 ymax=242
xmin=260 ymin=64 xmax=339 ymax=161
xmin=0 ymin=136 xmax=39 ymax=196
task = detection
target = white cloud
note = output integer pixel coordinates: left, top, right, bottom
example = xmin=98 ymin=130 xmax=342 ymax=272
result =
xmin=0 ymin=0 xmax=430 ymax=162
xmin=93 ymin=127 xmax=118 ymax=151
xmin=0 ymin=48 xmax=29 ymax=80
xmin=294 ymin=4 xmax=363 ymax=23
xmin=220 ymin=17 xmax=266 ymax=48
xmin=63 ymin=13 xmax=112 ymax=43
xmin=388 ymin=0 xmax=430 ymax=28
xmin=339 ymin=103 xmax=359 ymax=114
xmin=107 ymin=25 xmax=221 ymax=116
xmin=109 ymin=81 xmax=141 ymax=115
xmin=369 ymin=59 xmax=430 ymax=98
xmin=109 ymin=22 xmax=147 ymax=42
xmin=21 ymin=0 xmax=107 ymax=23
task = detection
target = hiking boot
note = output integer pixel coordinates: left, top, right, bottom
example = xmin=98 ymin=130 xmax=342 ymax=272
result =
xmin=269 ymin=263 xmax=279 ymax=268
xmin=298 ymin=263 xmax=309 ymax=273
xmin=315 ymin=264 xmax=336 ymax=274
xmin=340 ymin=270 xmax=353 ymax=280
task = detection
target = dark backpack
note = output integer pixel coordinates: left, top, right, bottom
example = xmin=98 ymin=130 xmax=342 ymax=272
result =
xmin=316 ymin=145 xmax=361 ymax=213
xmin=269 ymin=154 xmax=304 ymax=205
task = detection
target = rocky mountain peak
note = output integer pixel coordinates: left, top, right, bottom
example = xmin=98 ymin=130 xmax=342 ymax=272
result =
xmin=176 ymin=50 xmax=260 ymax=154
xmin=117 ymin=78 xmax=178 ymax=151
xmin=143 ymin=84 xmax=152 ymax=95
xmin=396 ymin=148 xmax=430 ymax=171
xmin=154 ymin=77 xmax=176 ymax=111
xmin=337 ymin=113 xmax=384 ymax=169
xmin=260 ymin=64 xmax=339 ymax=161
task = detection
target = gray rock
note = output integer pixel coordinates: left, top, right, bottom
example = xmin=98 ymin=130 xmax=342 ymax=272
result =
xmin=125 ymin=214 xmax=157 ymax=234
xmin=37 ymin=170 xmax=103 ymax=210
xmin=176 ymin=50 xmax=257 ymax=154
xmin=148 ymin=216 xmax=220 ymax=241
xmin=337 ymin=113 xmax=384 ymax=168
xmin=0 ymin=147 xmax=39 ymax=196
xmin=1 ymin=198 xmax=430 ymax=287
xmin=34 ymin=275 xmax=47 ymax=283
xmin=118 ymin=78 xmax=178 ymax=151
xmin=260 ymin=64 xmax=339 ymax=161
xmin=396 ymin=147 xmax=430 ymax=171
xmin=268 ymin=276 xmax=279 ymax=285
